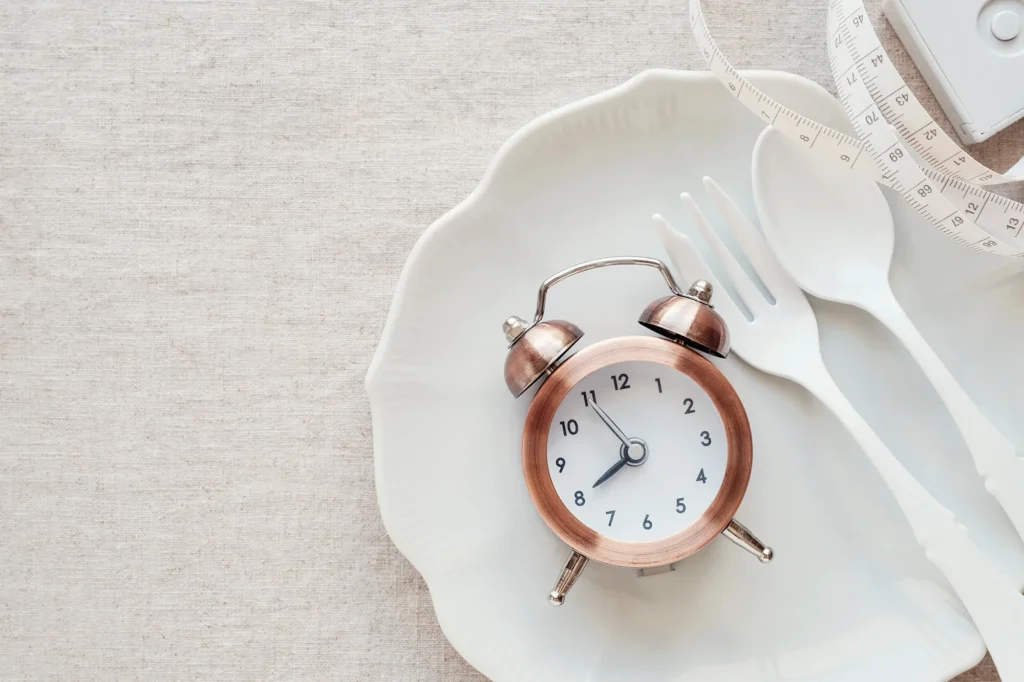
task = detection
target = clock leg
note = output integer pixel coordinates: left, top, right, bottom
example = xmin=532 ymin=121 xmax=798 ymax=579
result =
xmin=548 ymin=550 xmax=589 ymax=606
xmin=722 ymin=518 xmax=774 ymax=564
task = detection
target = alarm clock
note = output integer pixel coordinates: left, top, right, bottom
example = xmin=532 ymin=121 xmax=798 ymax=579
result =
xmin=501 ymin=257 xmax=773 ymax=606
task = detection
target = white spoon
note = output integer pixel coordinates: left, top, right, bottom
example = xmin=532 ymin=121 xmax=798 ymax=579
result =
xmin=752 ymin=126 xmax=1024 ymax=544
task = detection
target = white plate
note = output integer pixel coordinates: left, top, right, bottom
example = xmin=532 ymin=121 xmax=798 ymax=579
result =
xmin=367 ymin=70 xmax=1024 ymax=682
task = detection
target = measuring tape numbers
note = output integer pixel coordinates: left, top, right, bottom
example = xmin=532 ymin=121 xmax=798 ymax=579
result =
xmin=690 ymin=0 xmax=1024 ymax=258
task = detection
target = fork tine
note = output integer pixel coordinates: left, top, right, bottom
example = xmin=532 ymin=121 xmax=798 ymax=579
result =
xmin=702 ymin=177 xmax=790 ymax=300
xmin=652 ymin=213 xmax=747 ymax=328
xmin=680 ymin=192 xmax=768 ymax=316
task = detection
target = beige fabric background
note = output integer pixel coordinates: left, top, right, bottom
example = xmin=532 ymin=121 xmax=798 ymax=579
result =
xmin=2 ymin=0 xmax=1022 ymax=679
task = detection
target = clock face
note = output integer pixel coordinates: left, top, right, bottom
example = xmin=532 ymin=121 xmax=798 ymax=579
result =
xmin=546 ymin=359 xmax=728 ymax=543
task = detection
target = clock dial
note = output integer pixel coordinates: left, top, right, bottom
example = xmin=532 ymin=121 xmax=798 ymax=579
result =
xmin=547 ymin=359 xmax=728 ymax=543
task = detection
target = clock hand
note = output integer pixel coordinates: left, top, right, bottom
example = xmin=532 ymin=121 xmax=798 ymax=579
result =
xmin=588 ymin=400 xmax=647 ymax=488
xmin=592 ymin=455 xmax=629 ymax=489
xmin=589 ymin=400 xmax=630 ymax=447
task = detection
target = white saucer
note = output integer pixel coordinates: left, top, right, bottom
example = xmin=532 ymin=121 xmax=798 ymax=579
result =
xmin=367 ymin=69 xmax=1024 ymax=682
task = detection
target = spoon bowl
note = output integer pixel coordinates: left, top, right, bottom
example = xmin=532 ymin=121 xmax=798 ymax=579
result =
xmin=752 ymin=127 xmax=895 ymax=302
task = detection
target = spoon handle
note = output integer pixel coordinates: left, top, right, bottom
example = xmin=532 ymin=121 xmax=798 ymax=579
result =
xmin=803 ymin=362 xmax=1024 ymax=680
xmin=866 ymin=291 xmax=1024 ymax=543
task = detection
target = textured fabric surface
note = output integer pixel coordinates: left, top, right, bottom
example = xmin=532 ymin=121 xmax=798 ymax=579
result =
xmin=1 ymin=0 xmax=1020 ymax=679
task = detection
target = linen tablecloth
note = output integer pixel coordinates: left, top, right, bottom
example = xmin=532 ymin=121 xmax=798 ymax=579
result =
xmin=2 ymin=0 xmax=1020 ymax=679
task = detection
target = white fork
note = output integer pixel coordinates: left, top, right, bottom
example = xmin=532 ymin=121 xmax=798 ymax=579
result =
xmin=655 ymin=177 xmax=1024 ymax=681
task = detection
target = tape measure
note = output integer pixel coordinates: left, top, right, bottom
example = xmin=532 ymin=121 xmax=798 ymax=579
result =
xmin=690 ymin=0 xmax=1024 ymax=258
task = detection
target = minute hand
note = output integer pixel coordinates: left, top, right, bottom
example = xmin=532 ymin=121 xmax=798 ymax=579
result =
xmin=590 ymin=401 xmax=630 ymax=447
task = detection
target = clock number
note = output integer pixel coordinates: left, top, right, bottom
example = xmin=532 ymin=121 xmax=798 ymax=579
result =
xmin=605 ymin=510 xmax=615 ymax=526
xmin=560 ymin=419 xmax=579 ymax=436
xmin=580 ymin=389 xmax=597 ymax=407
xmin=700 ymin=431 xmax=711 ymax=446
xmin=676 ymin=497 xmax=687 ymax=513
xmin=574 ymin=491 xmax=585 ymax=506
xmin=555 ymin=457 xmax=566 ymax=473
xmin=683 ymin=397 xmax=696 ymax=414
xmin=654 ymin=377 xmax=662 ymax=393
xmin=611 ymin=373 xmax=630 ymax=390
xmin=642 ymin=514 xmax=653 ymax=530
xmin=697 ymin=468 xmax=707 ymax=483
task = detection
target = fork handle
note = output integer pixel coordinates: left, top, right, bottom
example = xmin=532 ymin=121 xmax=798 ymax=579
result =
xmin=805 ymin=364 xmax=1024 ymax=680
xmin=863 ymin=291 xmax=1024 ymax=543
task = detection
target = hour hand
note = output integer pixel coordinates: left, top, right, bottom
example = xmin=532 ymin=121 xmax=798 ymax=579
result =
xmin=592 ymin=455 xmax=628 ymax=488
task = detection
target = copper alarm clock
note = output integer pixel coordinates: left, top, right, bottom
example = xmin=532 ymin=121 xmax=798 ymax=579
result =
xmin=501 ymin=257 xmax=772 ymax=605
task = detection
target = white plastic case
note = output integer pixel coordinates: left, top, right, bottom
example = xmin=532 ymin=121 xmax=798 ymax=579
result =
xmin=884 ymin=0 xmax=1024 ymax=145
